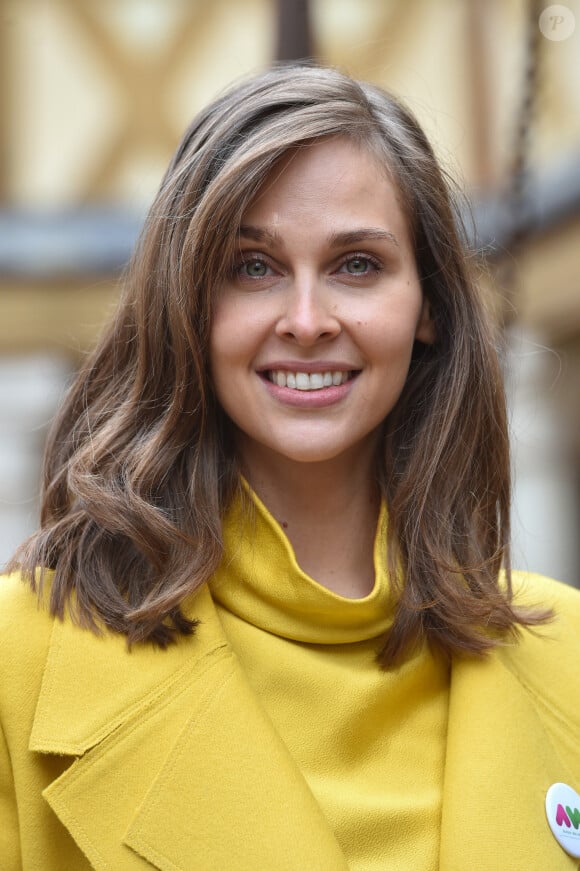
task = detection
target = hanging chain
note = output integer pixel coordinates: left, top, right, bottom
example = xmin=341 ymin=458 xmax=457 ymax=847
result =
xmin=499 ymin=0 xmax=543 ymax=326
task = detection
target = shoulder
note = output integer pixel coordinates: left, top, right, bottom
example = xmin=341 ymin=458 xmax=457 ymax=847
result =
xmin=513 ymin=567 xmax=580 ymax=603
xmin=510 ymin=569 xmax=580 ymax=637
xmin=0 ymin=572 xmax=57 ymax=742
xmin=500 ymin=571 xmax=580 ymax=720
xmin=0 ymin=570 xmax=55 ymax=660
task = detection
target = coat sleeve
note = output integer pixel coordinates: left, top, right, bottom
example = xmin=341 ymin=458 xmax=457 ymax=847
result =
xmin=0 ymin=717 xmax=21 ymax=870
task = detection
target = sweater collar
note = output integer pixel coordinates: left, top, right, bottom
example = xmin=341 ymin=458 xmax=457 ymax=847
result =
xmin=209 ymin=482 xmax=395 ymax=644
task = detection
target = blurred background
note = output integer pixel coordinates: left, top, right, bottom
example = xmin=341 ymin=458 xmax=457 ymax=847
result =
xmin=0 ymin=0 xmax=579 ymax=586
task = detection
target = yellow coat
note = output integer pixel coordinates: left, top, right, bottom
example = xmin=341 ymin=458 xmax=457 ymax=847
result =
xmin=1 ymin=569 xmax=580 ymax=870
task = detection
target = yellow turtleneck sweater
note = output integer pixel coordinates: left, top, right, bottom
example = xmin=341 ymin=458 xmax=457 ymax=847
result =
xmin=208 ymin=485 xmax=449 ymax=870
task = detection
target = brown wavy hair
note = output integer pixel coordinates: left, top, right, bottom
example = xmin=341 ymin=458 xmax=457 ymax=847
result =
xmin=10 ymin=65 xmax=550 ymax=665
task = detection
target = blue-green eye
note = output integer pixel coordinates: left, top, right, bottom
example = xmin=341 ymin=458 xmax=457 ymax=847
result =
xmin=242 ymin=259 xmax=268 ymax=277
xmin=345 ymin=257 xmax=371 ymax=274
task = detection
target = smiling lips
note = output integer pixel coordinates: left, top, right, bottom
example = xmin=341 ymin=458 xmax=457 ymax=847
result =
xmin=265 ymin=370 xmax=355 ymax=391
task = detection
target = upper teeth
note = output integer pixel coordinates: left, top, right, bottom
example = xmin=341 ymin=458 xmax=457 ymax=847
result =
xmin=268 ymin=371 xmax=350 ymax=390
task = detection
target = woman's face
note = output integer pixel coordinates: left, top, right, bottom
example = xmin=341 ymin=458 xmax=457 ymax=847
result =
xmin=209 ymin=136 xmax=434 ymax=472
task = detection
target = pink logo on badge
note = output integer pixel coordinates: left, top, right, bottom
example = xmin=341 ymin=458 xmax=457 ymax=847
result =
xmin=556 ymin=804 xmax=571 ymax=827
xmin=546 ymin=784 xmax=580 ymax=858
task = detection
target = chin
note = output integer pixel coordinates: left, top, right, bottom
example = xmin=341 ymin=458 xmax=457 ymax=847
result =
xmin=264 ymin=445 xmax=342 ymax=465
xmin=260 ymin=437 xmax=374 ymax=467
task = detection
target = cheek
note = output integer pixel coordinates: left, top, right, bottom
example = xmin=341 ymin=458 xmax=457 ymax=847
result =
xmin=209 ymin=302 xmax=264 ymax=398
xmin=209 ymin=301 xmax=244 ymax=370
xmin=211 ymin=294 xmax=280 ymax=389
xmin=208 ymin=318 xmax=235 ymax=401
xmin=365 ymin=309 xmax=423 ymax=365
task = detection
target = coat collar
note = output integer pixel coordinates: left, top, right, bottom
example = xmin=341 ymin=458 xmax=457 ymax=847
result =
xmin=32 ymin=586 xmax=348 ymax=870
xmin=30 ymin=584 xmax=224 ymax=755
xmin=32 ymin=585 xmax=580 ymax=870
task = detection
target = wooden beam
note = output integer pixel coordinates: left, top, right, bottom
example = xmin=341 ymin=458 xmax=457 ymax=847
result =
xmin=275 ymin=0 xmax=313 ymax=61
xmin=0 ymin=0 xmax=11 ymax=201
xmin=465 ymin=0 xmax=496 ymax=190
xmin=66 ymin=0 xmax=211 ymax=200
xmin=0 ymin=277 xmax=120 ymax=356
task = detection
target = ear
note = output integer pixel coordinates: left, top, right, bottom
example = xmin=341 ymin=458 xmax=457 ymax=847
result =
xmin=415 ymin=297 xmax=436 ymax=345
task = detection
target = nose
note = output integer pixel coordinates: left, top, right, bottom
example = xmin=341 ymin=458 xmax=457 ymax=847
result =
xmin=275 ymin=273 xmax=341 ymax=345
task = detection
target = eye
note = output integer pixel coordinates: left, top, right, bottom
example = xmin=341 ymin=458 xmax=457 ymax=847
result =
xmin=233 ymin=255 xmax=276 ymax=281
xmin=242 ymin=258 xmax=269 ymax=278
xmin=346 ymin=257 xmax=370 ymax=274
xmin=338 ymin=254 xmax=381 ymax=276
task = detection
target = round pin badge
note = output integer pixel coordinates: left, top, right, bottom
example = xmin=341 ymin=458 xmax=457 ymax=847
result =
xmin=546 ymin=783 xmax=580 ymax=858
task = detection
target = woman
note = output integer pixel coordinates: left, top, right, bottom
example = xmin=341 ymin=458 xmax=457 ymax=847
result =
xmin=1 ymin=65 xmax=579 ymax=871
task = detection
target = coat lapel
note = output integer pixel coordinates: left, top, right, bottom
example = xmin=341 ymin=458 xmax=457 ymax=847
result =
xmin=30 ymin=576 xmax=580 ymax=870
xmin=31 ymin=587 xmax=347 ymax=870
xmin=440 ymin=639 xmax=580 ymax=870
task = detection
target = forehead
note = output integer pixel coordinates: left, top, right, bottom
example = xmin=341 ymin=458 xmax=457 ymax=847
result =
xmin=252 ymin=136 xmax=390 ymax=200
xmin=240 ymin=137 xmax=412 ymax=248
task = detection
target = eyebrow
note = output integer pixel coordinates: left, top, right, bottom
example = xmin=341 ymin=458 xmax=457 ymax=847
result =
xmin=329 ymin=228 xmax=399 ymax=248
xmin=238 ymin=225 xmax=399 ymax=248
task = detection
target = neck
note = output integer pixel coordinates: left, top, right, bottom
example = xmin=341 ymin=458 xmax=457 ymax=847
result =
xmin=238 ymin=446 xmax=381 ymax=598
